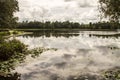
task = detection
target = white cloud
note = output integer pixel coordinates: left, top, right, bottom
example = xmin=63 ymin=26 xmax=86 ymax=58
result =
xmin=16 ymin=0 xmax=99 ymax=23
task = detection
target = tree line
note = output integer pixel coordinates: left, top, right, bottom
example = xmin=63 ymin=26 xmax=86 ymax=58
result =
xmin=16 ymin=21 xmax=120 ymax=30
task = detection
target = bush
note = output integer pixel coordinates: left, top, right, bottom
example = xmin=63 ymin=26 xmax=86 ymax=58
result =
xmin=0 ymin=39 xmax=28 ymax=61
xmin=0 ymin=32 xmax=10 ymax=36
xmin=104 ymin=69 xmax=120 ymax=80
xmin=0 ymin=72 xmax=21 ymax=80
xmin=0 ymin=37 xmax=28 ymax=72
xmin=0 ymin=36 xmax=51 ymax=72
xmin=0 ymin=36 xmax=5 ymax=43
xmin=12 ymin=31 xmax=19 ymax=34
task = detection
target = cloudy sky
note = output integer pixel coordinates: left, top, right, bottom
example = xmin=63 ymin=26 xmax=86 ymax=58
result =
xmin=16 ymin=0 xmax=100 ymax=23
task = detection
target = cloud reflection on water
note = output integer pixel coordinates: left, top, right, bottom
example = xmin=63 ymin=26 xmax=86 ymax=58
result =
xmin=15 ymin=31 xmax=120 ymax=80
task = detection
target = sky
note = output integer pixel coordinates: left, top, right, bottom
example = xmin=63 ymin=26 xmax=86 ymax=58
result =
xmin=16 ymin=0 xmax=100 ymax=23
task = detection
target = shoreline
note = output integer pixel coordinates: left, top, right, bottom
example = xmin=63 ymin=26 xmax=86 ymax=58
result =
xmin=0 ymin=29 xmax=118 ymax=31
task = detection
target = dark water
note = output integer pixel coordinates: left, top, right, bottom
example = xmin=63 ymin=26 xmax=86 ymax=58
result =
xmin=14 ymin=30 xmax=120 ymax=80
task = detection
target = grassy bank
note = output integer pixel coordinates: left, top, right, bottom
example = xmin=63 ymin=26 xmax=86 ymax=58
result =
xmin=0 ymin=30 xmax=30 ymax=37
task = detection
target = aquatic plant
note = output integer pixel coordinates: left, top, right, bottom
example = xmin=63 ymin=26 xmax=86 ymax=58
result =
xmin=0 ymin=38 xmax=28 ymax=72
xmin=104 ymin=69 xmax=120 ymax=80
xmin=0 ymin=36 xmax=57 ymax=73
xmin=29 ymin=47 xmax=57 ymax=58
xmin=0 ymin=39 xmax=27 ymax=61
xmin=0 ymin=72 xmax=21 ymax=80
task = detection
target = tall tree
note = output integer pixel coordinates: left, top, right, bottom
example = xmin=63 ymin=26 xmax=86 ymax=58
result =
xmin=0 ymin=0 xmax=19 ymax=29
xmin=99 ymin=0 xmax=120 ymax=22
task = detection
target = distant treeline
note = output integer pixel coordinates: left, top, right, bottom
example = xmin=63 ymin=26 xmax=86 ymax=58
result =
xmin=16 ymin=21 xmax=120 ymax=30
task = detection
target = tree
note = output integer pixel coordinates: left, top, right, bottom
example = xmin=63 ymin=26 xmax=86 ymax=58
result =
xmin=0 ymin=0 xmax=19 ymax=29
xmin=99 ymin=0 xmax=120 ymax=22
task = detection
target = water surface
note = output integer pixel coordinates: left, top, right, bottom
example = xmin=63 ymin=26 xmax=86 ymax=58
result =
xmin=15 ymin=30 xmax=120 ymax=80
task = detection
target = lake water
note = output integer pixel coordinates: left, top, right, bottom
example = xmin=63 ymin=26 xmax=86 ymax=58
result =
xmin=15 ymin=30 xmax=120 ymax=80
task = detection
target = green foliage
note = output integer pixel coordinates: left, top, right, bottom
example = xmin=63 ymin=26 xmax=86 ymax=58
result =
xmin=29 ymin=48 xmax=46 ymax=58
xmin=104 ymin=69 xmax=120 ymax=80
xmin=29 ymin=48 xmax=57 ymax=58
xmin=17 ymin=21 xmax=120 ymax=30
xmin=99 ymin=0 xmax=120 ymax=22
xmin=0 ymin=39 xmax=27 ymax=61
xmin=0 ymin=32 xmax=10 ymax=36
xmin=0 ymin=72 xmax=21 ymax=80
xmin=0 ymin=36 xmax=53 ymax=72
xmin=0 ymin=0 xmax=19 ymax=29
xmin=0 ymin=30 xmax=24 ymax=37
xmin=12 ymin=31 xmax=18 ymax=34
xmin=0 ymin=36 xmax=5 ymax=43
xmin=0 ymin=38 xmax=28 ymax=72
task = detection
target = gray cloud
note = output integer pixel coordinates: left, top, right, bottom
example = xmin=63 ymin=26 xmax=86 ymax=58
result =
xmin=64 ymin=0 xmax=96 ymax=8
xmin=78 ymin=2 xmax=94 ymax=8
xmin=64 ymin=0 xmax=73 ymax=2
xmin=16 ymin=0 xmax=99 ymax=23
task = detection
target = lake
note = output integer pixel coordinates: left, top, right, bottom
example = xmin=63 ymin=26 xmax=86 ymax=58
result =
xmin=14 ymin=30 xmax=120 ymax=80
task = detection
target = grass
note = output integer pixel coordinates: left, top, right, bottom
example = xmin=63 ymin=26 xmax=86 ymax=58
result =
xmin=0 ymin=30 xmax=25 ymax=37
xmin=0 ymin=32 xmax=10 ymax=36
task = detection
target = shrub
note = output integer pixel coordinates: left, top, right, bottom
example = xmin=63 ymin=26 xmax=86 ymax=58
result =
xmin=0 ymin=36 xmax=5 ymax=43
xmin=12 ymin=31 xmax=18 ymax=34
xmin=0 ymin=37 xmax=28 ymax=72
xmin=0 ymin=39 xmax=28 ymax=61
xmin=0 ymin=32 xmax=10 ymax=36
xmin=104 ymin=69 xmax=120 ymax=80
